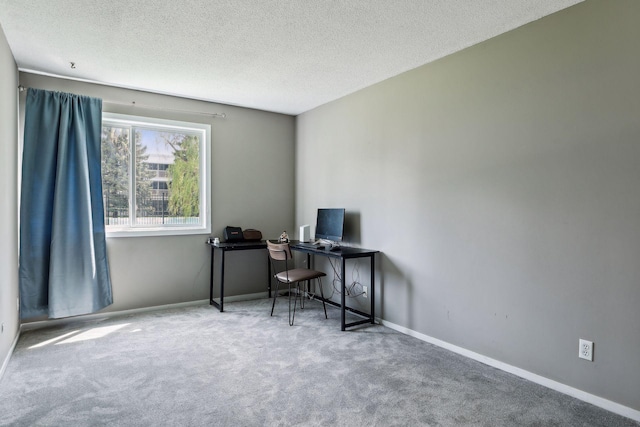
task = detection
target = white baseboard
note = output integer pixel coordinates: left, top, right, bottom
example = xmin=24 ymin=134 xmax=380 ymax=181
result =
xmin=0 ymin=329 xmax=20 ymax=381
xmin=380 ymin=318 xmax=640 ymax=423
xmin=222 ymin=291 xmax=268 ymax=303
xmin=20 ymin=293 xmax=270 ymax=332
xmin=20 ymin=299 xmax=210 ymax=332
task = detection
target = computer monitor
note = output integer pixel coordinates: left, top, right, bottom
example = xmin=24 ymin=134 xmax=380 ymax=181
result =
xmin=314 ymin=208 xmax=345 ymax=243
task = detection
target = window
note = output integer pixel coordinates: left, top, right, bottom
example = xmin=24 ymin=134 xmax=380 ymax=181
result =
xmin=101 ymin=113 xmax=211 ymax=236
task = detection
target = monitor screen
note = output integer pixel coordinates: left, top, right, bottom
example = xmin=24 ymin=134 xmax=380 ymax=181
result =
xmin=314 ymin=208 xmax=345 ymax=242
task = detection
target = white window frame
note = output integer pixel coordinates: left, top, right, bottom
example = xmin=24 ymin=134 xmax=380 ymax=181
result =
xmin=102 ymin=112 xmax=211 ymax=237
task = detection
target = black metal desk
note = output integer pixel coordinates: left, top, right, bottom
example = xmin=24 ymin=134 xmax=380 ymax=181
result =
xmin=208 ymin=240 xmax=379 ymax=330
xmin=290 ymin=243 xmax=379 ymax=331
xmin=208 ymin=240 xmax=269 ymax=312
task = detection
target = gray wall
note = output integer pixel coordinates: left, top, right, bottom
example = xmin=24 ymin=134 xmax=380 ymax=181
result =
xmin=296 ymin=0 xmax=639 ymax=411
xmin=0 ymin=25 xmax=19 ymax=369
xmin=18 ymin=73 xmax=295 ymax=314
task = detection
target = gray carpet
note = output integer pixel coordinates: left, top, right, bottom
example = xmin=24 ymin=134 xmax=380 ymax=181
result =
xmin=0 ymin=298 xmax=637 ymax=426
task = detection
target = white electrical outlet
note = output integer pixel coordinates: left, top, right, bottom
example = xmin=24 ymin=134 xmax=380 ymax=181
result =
xmin=579 ymin=339 xmax=593 ymax=361
xmin=362 ymin=286 xmax=368 ymax=298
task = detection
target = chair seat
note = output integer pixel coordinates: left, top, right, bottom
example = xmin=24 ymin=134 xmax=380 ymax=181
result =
xmin=267 ymin=240 xmax=328 ymax=325
xmin=275 ymin=268 xmax=326 ymax=283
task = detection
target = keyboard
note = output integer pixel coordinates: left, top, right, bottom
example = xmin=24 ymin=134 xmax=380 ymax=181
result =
xmin=295 ymin=242 xmax=343 ymax=252
xmin=295 ymin=242 xmax=319 ymax=249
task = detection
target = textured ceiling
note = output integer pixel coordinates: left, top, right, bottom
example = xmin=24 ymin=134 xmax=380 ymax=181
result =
xmin=0 ymin=0 xmax=582 ymax=115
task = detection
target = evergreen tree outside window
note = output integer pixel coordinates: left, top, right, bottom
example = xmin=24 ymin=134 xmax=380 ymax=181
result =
xmin=101 ymin=113 xmax=211 ymax=236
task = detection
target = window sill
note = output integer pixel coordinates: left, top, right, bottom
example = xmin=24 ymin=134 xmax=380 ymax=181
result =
xmin=106 ymin=226 xmax=210 ymax=238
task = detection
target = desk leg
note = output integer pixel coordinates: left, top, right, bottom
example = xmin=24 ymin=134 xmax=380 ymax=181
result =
xmin=370 ymin=254 xmax=375 ymax=324
xmin=341 ymin=257 xmax=346 ymax=331
xmin=306 ymin=253 xmax=312 ymax=303
xmin=219 ymin=250 xmax=225 ymax=312
xmin=210 ymin=247 xmax=224 ymax=312
xmin=209 ymin=246 xmax=215 ymax=305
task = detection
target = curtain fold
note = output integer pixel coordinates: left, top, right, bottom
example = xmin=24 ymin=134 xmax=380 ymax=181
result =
xmin=19 ymin=88 xmax=113 ymax=319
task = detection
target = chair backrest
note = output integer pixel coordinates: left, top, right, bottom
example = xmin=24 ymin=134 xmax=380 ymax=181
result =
xmin=266 ymin=240 xmax=292 ymax=262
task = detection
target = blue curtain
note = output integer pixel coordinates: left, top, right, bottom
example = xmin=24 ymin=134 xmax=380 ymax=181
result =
xmin=19 ymin=88 xmax=113 ymax=319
